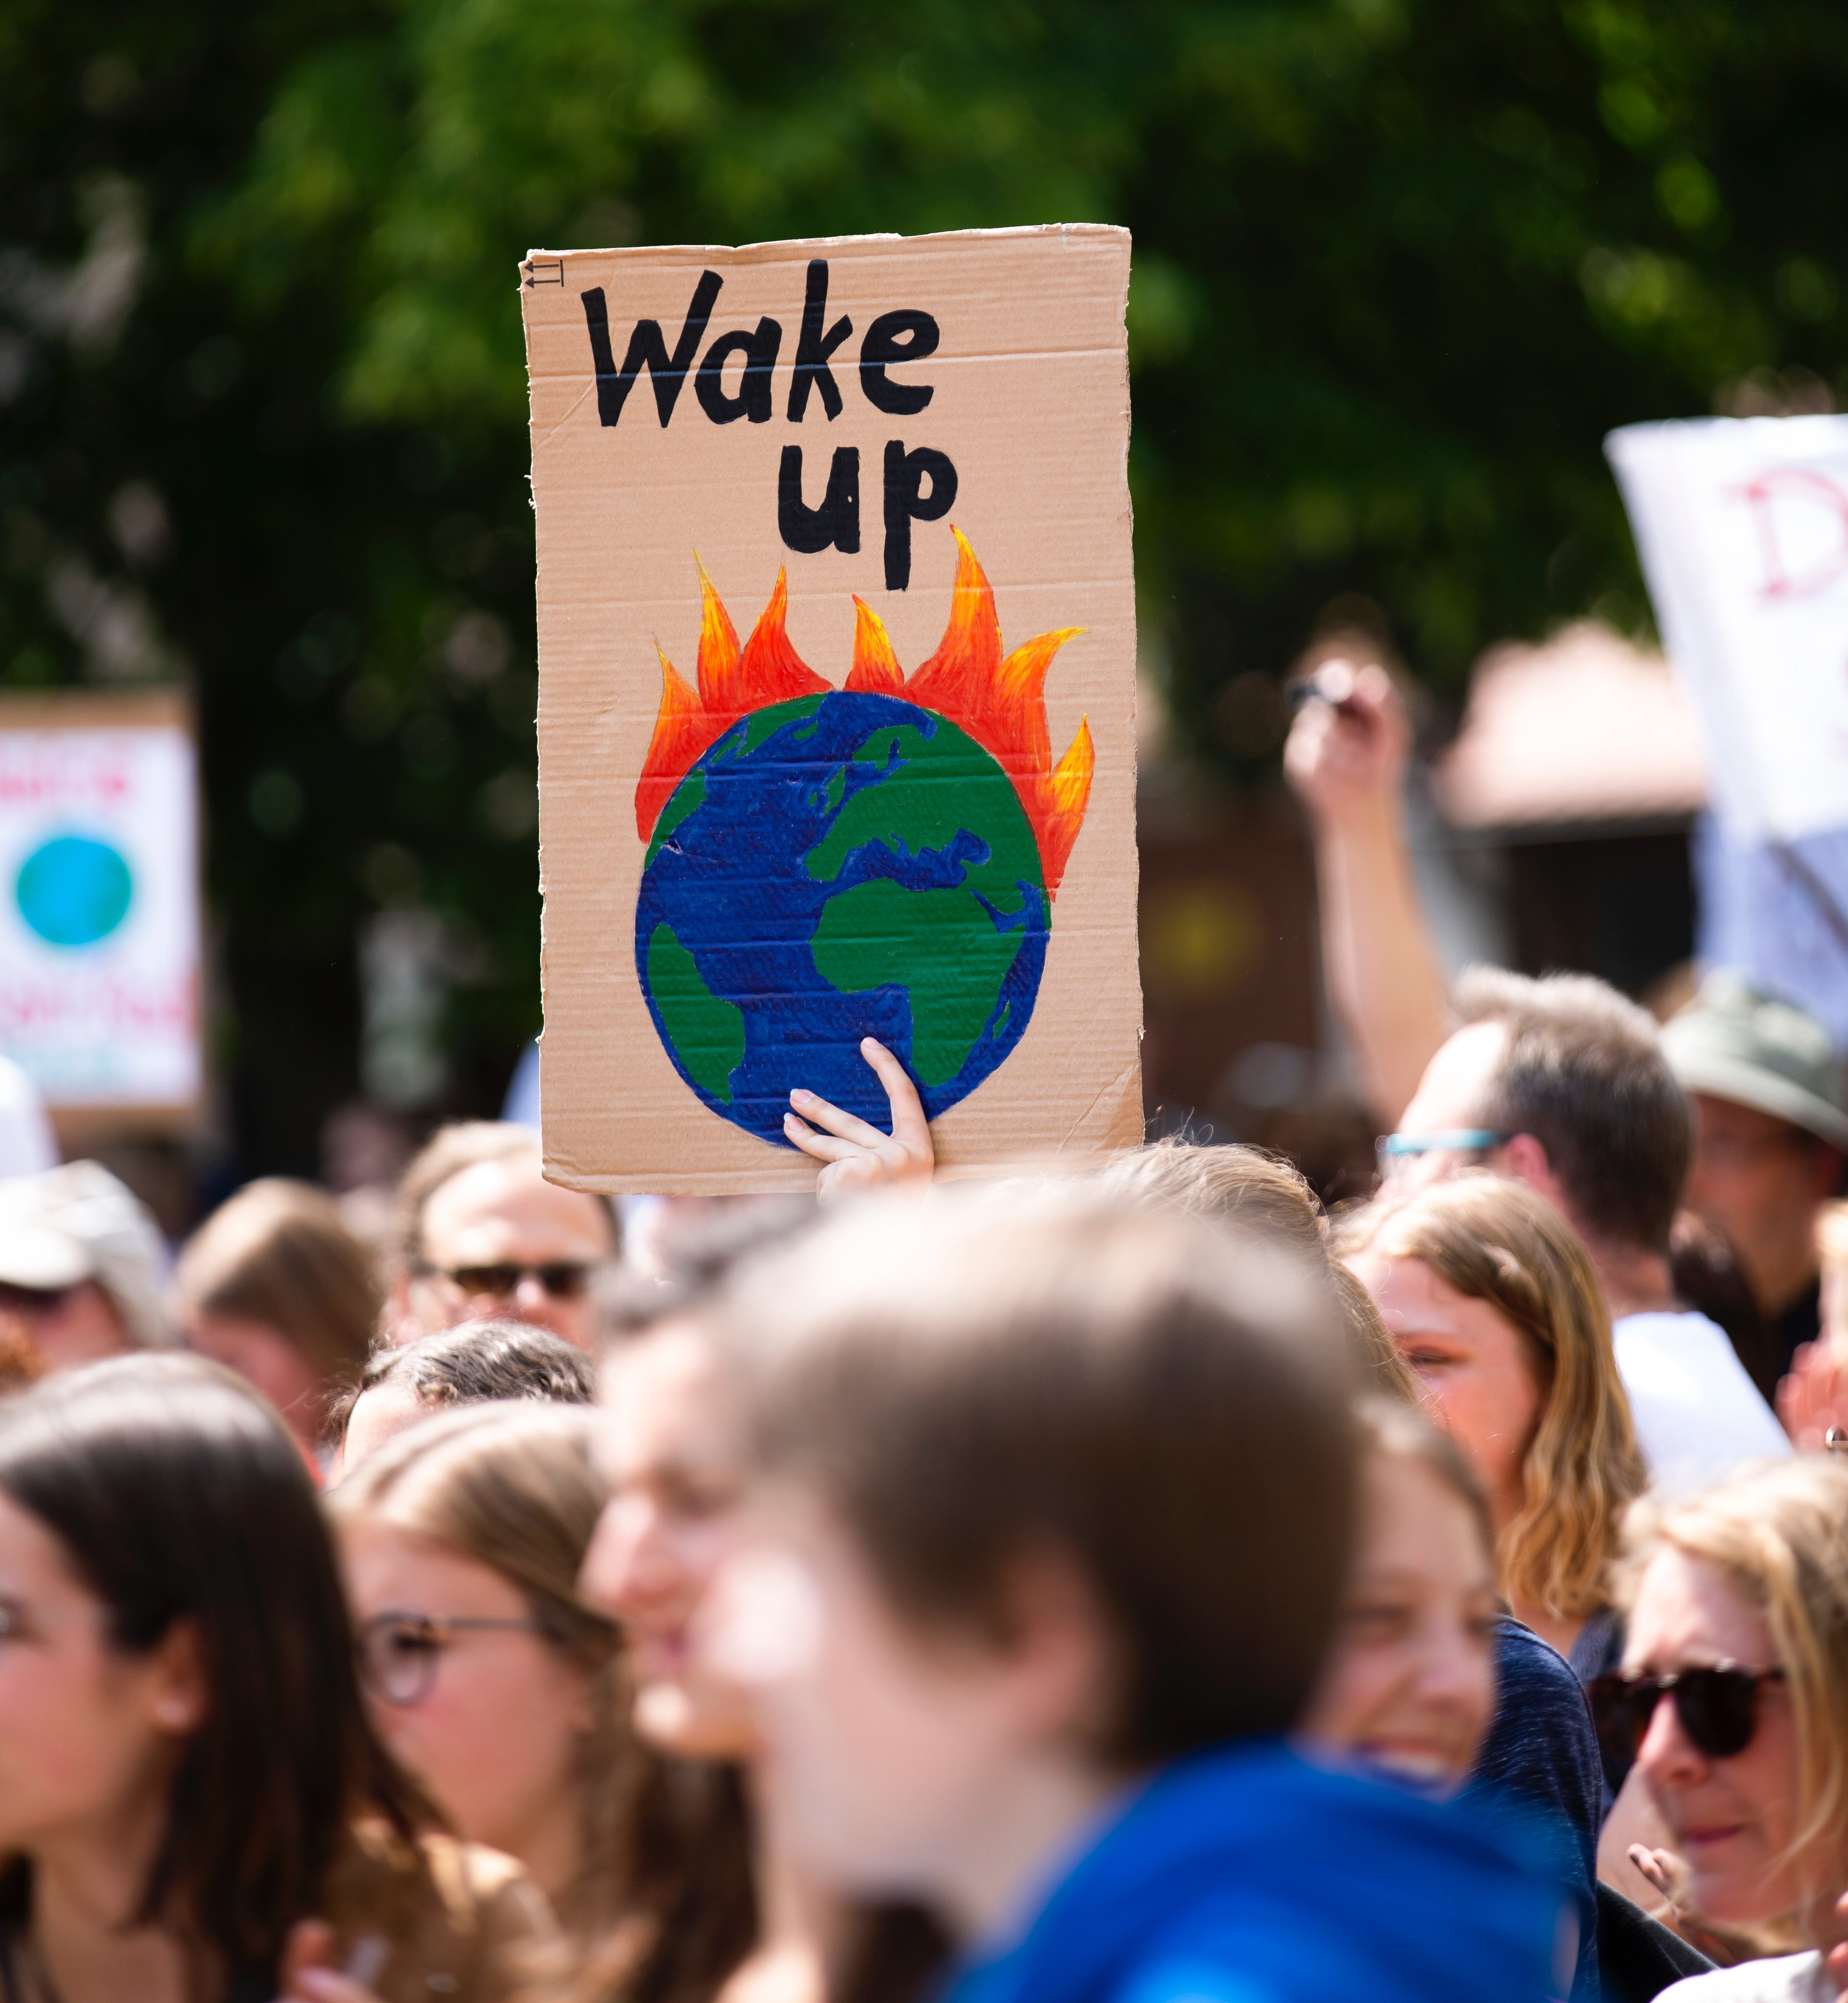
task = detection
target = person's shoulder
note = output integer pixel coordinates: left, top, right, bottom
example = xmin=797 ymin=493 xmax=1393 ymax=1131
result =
xmin=1657 ymin=1951 xmax=1826 ymax=2002
xmin=1492 ymin=1615 xmax=1581 ymax=1696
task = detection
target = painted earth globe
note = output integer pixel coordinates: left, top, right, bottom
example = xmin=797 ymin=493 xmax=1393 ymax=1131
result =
xmin=635 ymin=688 xmax=1049 ymax=1145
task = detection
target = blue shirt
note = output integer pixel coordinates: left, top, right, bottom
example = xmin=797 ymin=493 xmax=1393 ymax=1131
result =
xmin=939 ymin=1739 xmax=1567 ymax=2003
xmin=1474 ymin=1618 xmax=1608 ymax=2001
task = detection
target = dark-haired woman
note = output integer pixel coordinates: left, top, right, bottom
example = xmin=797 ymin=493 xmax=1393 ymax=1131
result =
xmin=0 ymin=1353 xmax=552 ymax=2003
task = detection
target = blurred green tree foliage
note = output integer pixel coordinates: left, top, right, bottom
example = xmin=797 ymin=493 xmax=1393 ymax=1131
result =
xmin=3 ymin=0 xmax=1845 ymax=1167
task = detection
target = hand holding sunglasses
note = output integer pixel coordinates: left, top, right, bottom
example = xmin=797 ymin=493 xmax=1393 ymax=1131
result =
xmin=1588 ymin=1660 xmax=1785 ymax=1794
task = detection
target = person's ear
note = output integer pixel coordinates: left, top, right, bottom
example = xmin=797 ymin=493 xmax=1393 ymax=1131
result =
xmin=146 ymin=1615 xmax=211 ymax=1737
xmin=1492 ymin=1133 xmax=1565 ymax=1211
xmin=993 ymin=1546 xmax=1119 ymax=1752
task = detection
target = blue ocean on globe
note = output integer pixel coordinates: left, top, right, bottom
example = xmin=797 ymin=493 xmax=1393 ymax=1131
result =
xmin=635 ymin=689 xmax=1050 ymax=1145
xmin=14 ymin=833 xmax=134 ymax=948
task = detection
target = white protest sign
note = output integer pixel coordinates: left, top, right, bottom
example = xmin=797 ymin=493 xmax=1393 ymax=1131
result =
xmin=1606 ymin=414 xmax=1848 ymax=842
xmin=0 ymin=691 xmax=201 ymax=1114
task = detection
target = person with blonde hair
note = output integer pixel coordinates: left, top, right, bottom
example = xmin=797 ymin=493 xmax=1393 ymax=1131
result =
xmin=1339 ymin=1175 xmax=1647 ymax=1671
xmin=330 ymin=1402 xmax=632 ymax=1948
xmin=177 ymin=1177 xmax=381 ymax=1460
xmin=1591 ymin=1458 xmax=1848 ymax=1998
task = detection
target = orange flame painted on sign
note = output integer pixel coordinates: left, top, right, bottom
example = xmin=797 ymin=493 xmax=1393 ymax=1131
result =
xmin=635 ymin=530 xmax=1093 ymax=897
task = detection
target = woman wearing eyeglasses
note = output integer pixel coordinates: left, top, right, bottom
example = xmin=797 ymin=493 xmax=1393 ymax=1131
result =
xmin=1591 ymin=1456 xmax=1848 ymax=1997
xmin=0 ymin=1353 xmax=551 ymax=2003
xmin=330 ymin=1401 xmax=632 ymax=1951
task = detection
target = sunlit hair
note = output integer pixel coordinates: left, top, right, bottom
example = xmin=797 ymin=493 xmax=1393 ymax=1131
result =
xmin=328 ymin=1402 xmax=629 ymax=1942
xmin=1096 ymin=1139 xmax=1326 ymax=1257
xmin=1336 ymin=1174 xmax=1645 ymax=1624
xmin=1096 ymin=1141 xmax=1419 ymax=1402
xmin=1614 ymin=1458 xmax=1848 ymax=1902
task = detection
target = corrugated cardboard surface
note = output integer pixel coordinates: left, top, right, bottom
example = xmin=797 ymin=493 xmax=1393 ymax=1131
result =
xmin=523 ymin=225 xmax=1142 ymax=1192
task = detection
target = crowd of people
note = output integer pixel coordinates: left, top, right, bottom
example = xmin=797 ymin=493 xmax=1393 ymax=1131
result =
xmin=0 ymin=675 xmax=1841 ymax=2003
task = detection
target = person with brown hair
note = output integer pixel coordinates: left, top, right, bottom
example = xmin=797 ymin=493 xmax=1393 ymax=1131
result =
xmin=1593 ymin=1458 xmax=1848 ymax=1998
xmin=176 ymin=1178 xmax=381 ymax=1462
xmin=1339 ymin=1175 xmax=1648 ymax=1672
xmin=1284 ymin=672 xmax=1790 ymax=1496
xmin=0 ymin=1353 xmax=551 ymax=2003
xmin=1096 ymin=1140 xmax=1420 ymax=1399
xmin=334 ymin=1320 xmax=594 ymax=1475
xmin=1301 ymin=1397 xmax=1500 ymax=1795
xmin=386 ymin=1124 xmax=616 ymax=1352
xmin=330 ymin=1403 xmax=631 ymax=1950
xmin=702 ymin=1185 xmax=1564 ymax=2003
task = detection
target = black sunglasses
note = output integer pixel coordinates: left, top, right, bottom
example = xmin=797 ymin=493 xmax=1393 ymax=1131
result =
xmin=432 ymin=1260 xmax=593 ymax=1300
xmin=1588 ymin=1662 xmax=1785 ymax=1793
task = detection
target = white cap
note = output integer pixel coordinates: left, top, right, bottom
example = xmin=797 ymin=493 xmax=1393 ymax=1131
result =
xmin=0 ymin=1163 xmax=172 ymax=1347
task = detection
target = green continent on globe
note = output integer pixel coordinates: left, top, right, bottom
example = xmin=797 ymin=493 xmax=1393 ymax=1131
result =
xmin=644 ymin=919 xmax=744 ymax=1101
xmin=805 ymin=718 xmax=1044 ymax=1087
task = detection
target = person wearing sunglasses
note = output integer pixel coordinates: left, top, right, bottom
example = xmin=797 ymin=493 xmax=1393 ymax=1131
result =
xmin=1590 ymin=1457 xmax=1848 ymax=1997
xmin=385 ymin=1123 xmax=617 ymax=1352
xmin=331 ymin=1401 xmax=631 ymax=1951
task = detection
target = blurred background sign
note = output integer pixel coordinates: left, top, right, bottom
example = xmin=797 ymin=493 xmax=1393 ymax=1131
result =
xmin=0 ymin=689 xmax=201 ymax=1131
xmin=1607 ymin=417 xmax=1848 ymax=1039
xmin=1607 ymin=416 xmax=1848 ymax=841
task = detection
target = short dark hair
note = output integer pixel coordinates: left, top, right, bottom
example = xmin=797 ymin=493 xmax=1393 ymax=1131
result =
xmin=725 ymin=1187 xmax=1357 ymax=1762
xmin=1455 ymin=968 xmax=1692 ymax=1253
xmin=347 ymin=1318 xmax=595 ymax=1424
xmin=0 ymin=1354 xmax=419 ymax=1981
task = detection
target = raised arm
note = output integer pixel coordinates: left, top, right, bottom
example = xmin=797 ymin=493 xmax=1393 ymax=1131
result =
xmin=1283 ymin=662 xmax=1450 ymax=1128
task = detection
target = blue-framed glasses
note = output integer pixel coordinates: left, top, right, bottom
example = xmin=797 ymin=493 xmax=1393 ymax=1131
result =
xmin=1375 ymin=1129 xmax=1511 ymax=1179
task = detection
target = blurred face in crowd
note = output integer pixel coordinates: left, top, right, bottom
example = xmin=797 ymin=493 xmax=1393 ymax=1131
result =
xmin=1623 ymin=1546 xmax=1809 ymax=1931
xmin=704 ymin=1483 xmax=1117 ymax=1936
xmin=1386 ymin=1023 xmax=1509 ymax=1194
xmin=1348 ymin=1253 xmax=1544 ymax=1531
xmin=407 ymin=1156 xmax=612 ymax=1351
xmin=183 ymin=1314 xmax=320 ymax=1450
xmin=0 ymin=1488 xmax=204 ymax=1869
xmin=342 ymin=1521 xmax=592 ymax=1893
xmin=0 ymin=1279 xmax=130 ymax=1378
xmin=1682 ymin=1094 xmax=1842 ymax=1315
xmin=579 ymin=1322 xmax=756 ymax=1757
xmin=1301 ymin=1451 xmax=1498 ymax=1793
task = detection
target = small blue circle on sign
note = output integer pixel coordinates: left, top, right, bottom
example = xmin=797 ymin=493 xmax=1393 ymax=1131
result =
xmin=15 ymin=835 xmax=134 ymax=948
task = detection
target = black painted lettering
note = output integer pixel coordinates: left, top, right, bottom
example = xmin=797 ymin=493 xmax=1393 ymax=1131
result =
xmin=779 ymin=446 xmax=860 ymax=555
xmin=583 ymin=271 xmax=723 ymax=427
xmin=695 ymin=317 xmax=783 ymax=424
xmin=860 ymin=309 xmax=939 ymax=415
xmin=786 ymin=260 xmax=854 ymax=422
xmin=882 ymin=441 xmax=956 ymax=590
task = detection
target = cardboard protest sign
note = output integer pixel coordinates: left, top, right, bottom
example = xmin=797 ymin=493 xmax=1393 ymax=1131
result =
xmin=1606 ymin=415 xmax=1848 ymax=842
xmin=522 ymin=227 xmax=1142 ymax=1192
xmin=0 ymin=688 xmax=201 ymax=1121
